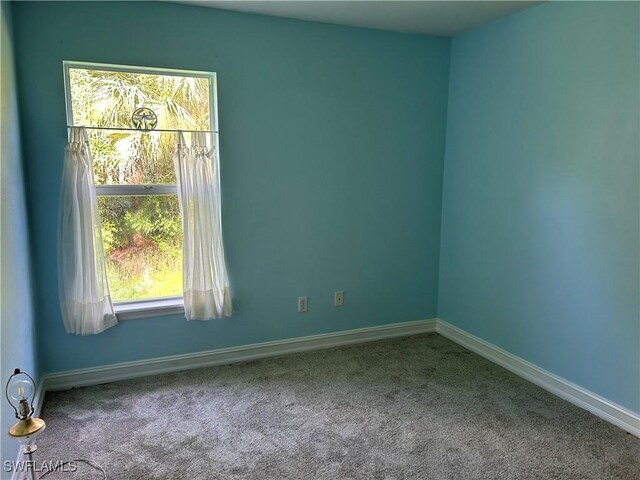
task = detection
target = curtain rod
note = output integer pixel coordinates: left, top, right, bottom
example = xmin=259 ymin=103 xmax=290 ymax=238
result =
xmin=67 ymin=126 xmax=217 ymax=134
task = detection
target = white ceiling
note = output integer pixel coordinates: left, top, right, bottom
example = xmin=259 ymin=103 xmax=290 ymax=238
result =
xmin=172 ymin=1 xmax=543 ymax=37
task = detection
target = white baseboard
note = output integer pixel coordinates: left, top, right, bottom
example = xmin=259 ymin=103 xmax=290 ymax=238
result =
xmin=37 ymin=316 xmax=639 ymax=440
xmin=436 ymin=319 xmax=640 ymax=437
xmin=44 ymin=318 xmax=437 ymax=391
xmin=33 ymin=376 xmax=45 ymax=417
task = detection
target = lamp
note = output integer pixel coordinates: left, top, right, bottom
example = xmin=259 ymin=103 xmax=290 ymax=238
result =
xmin=6 ymin=369 xmax=45 ymax=480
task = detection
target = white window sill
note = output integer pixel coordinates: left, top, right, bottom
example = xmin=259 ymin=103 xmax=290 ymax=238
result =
xmin=114 ymin=298 xmax=184 ymax=321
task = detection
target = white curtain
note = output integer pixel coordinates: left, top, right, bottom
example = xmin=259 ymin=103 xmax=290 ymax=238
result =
xmin=173 ymin=131 xmax=232 ymax=320
xmin=58 ymin=127 xmax=117 ymax=335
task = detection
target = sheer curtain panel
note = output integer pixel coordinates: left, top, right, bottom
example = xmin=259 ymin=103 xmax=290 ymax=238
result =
xmin=58 ymin=127 xmax=117 ymax=335
xmin=174 ymin=131 xmax=232 ymax=320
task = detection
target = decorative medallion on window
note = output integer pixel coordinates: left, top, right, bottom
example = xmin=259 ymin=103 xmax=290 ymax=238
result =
xmin=131 ymin=107 xmax=158 ymax=131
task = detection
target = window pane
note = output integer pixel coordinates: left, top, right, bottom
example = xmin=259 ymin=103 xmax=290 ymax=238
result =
xmin=98 ymin=195 xmax=183 ymax=302
xmin=68 ymin=66 xmax=212 ymax=185
xmin=68 ymin=68 xmax=211 ymax=130
xmin=88 ymin=130 xmax=178 ymax=185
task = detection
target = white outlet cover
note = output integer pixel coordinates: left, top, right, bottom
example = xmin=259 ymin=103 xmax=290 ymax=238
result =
xmin=298 ymin=296 xmax=308 ymax=312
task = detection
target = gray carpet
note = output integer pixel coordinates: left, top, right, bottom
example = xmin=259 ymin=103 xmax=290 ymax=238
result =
xmin=36 ymin=334 xmax=639 ymax=479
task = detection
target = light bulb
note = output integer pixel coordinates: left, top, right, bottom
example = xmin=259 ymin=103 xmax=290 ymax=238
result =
xmin=9 ymin=379 xmax=33 ymax=403
xmin=6 ymin=371 xmax=36 ymax=420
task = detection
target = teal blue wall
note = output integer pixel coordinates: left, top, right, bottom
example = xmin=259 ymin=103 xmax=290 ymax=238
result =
xmin=10 ymin=1 xmax=450 ymax=373
xmin=1 ymin=1 xmax=40 ymax=469
xmin=9 ymin=0 xmax=637 ymax=415
xmin=439 ymin=2 xmax=639 ymax=412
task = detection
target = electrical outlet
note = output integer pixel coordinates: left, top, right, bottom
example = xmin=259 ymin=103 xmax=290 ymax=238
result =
xmin=298 ymin=296 xmax=308 ymax=312
xmin=335 ymin=291 xmax=344 ymax=307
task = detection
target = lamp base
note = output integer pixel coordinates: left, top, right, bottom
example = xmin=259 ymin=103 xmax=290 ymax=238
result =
xmin=8 ymin=417 xmax=45 ymax=440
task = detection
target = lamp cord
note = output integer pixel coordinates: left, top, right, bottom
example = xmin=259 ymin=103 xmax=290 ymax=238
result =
xmin=38 ymin=459 xmax=106 ymax=479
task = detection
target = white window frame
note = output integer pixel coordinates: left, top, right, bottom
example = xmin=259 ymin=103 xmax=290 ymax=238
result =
xmin=63 ymin=61 xmax=219 ymax=320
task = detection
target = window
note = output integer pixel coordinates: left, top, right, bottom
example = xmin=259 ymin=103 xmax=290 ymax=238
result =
xmin=64 ymin=62 xmax=216 ymax=315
